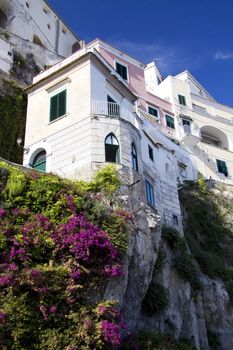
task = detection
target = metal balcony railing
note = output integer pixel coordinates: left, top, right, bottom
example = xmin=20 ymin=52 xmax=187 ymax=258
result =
xmin=91 ymin=100 xmax=120 ymax=117
xmin=91 ymin=100 xmax=139 ymax=129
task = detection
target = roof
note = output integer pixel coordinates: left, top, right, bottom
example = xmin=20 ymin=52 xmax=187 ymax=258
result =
xmin=25 ymin=47 xmax=137 ymax=102
xmin=175 ymin=70 xmax=216 ymax=102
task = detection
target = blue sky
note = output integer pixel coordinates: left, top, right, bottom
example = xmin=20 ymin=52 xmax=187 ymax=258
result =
xmin=49 ymin=0 xmax=233 ymax=106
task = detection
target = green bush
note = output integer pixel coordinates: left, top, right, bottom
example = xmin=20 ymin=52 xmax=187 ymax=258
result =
xmin=207 ymin=330 xmax=221 ymax=350
xmin=91 ymin=165 xmax=121 ymax=194
xmin=162 ymin=226 xmax=201 ymax=289
xmin=162 ymin=226 xmax=181 ymax=250
xmin=142 ymin=282 xmax=169 ymax=315
xmin=122 ymin=330 xmax=197 ymax=350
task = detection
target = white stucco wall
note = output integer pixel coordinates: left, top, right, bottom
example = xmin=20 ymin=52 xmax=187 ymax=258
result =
xmin=0 ymin=0 xmax=80 ymax=58
xmin=25 ymin=58 xmax=91 ymax=148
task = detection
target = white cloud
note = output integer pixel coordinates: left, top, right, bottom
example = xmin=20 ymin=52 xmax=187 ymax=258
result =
xmin=214 ymin=51 xmax=233 ymax=60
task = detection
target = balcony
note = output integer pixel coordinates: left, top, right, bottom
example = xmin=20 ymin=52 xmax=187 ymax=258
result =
xmin=91 ymin=100 xmax=139 ymax=129
xmin=180 ymin=123 xmax=200 ymax=148
xmin=192 ymin=103 xmax=233 ymax=127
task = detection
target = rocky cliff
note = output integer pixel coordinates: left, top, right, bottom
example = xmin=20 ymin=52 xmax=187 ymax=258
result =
xmin=107 ymin=179 xmax=233 ymax=350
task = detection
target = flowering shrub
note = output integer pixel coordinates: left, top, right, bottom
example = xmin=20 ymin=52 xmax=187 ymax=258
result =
xmin=0 ymin=162 xmax=130 ymax=349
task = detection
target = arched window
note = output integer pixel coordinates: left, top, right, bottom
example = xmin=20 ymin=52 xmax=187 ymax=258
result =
xmin=131 ymin=142 xmax=138 ymax=171
xmin=32 ymin=150 xmax=46 ymax=171
xmin=105 ymin=133 xmax=120 ymax=163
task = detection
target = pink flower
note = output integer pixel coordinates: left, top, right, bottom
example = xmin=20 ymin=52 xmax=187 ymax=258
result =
xmin=101 ymin=320 xmax=121 ymax=346
xmin=49 ymin=306 xmax=57 ymax=313
xmin=0 ymin=208 xmax=6 ymax=219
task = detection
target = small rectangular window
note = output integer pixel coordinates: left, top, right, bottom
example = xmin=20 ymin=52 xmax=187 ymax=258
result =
xmin=173 ymin=215 xmax=178 ymax=225
xmin=145 ymin=179 xmax=155 ymax=207
xmin=165 ymin=114 xmax=175 ymax=129
xmin=148 ymin=106 xmax=158 ymax=118
xmin=148 ymin=145 xmax=154 ymax=161
xmin=116 ymin=62 xmax=128 ymax=81
xmin=50 ymin=90 xmax=67 ymax=122
xmin=178 ymin=94 xmax=186 ymax=106
xmin=216 ymin=159 xmax=228 ymax=177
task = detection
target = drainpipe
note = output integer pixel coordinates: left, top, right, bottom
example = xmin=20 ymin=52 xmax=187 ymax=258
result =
xmin=55 ymin=18 xmax=60 ymax=54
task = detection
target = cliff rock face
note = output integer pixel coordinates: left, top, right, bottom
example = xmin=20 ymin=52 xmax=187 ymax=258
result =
xmin=105 ymin=181 xmax=233 ymax=350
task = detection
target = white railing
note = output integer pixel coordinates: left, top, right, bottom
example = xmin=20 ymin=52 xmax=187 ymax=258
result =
xmin=91 ymin=100 xmax=139 ymax=129
xmin=91 ymin=100 xmax=120 ymax=117
xmin=136 ymin=108 xmax=160 ymax=124
xmin=181 ymin=123 xmax=200 ymax=138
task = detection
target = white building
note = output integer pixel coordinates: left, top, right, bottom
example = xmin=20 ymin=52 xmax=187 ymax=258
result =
xmin=0 ymin=0 xmax=83 ymax=74
xmin=155 ymin=71 xmax=233 ymax=185
xmin=23 ymin=45 xmax=198 ymax=229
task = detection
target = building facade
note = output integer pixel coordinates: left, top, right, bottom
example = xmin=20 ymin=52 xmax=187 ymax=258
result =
xmin=154 ymin=71 xmax=233 ymax=185
xmin=23 ymin=45 xmax=198 ymax=229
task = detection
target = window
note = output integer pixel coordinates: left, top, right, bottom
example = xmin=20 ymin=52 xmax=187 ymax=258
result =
xmin=148 ymin=145 xmax=154 ymax=161
xmin=105 ymin=133 xmax=120 ymax=163
xmin=182 ymin=119 xmax=190 ymax=126
xmin=178 ymin=94 xmax=186 ymax=106
xmin=173 ymin=215 xmax=178 ymax=225
xmin=115 ymin=62 xmax=128 ymax=81
xmin=25 ymin=2 xmax=29 ymax=8
xmin=145 ymin=179 xmax=155 ymax=207
xmin=148 ymin=106 xmax=159 ymax=118
xmin=165 ymin=114 xmax=175 ymax=129
xmin=182 ymin=119 xmax=191 ymax=134
xmin=47 ymin=24 xmax=51 ymax=30
xmin=216 ymin=159 xmax=228 ymax=177
xmin=157 ymin=76 xmax=162 ymax=85
xmin=131 ymin=143 xmax=138 ymax=171
xmin=32 ymin=151 xmax=46 ymax=172
xmin=107 ymin=95 xmax=120 ymax=116
xmin=50 ymin=90 xmax=67 ymax=122
xmin=178 ymin=162 xmax=187 ymax=178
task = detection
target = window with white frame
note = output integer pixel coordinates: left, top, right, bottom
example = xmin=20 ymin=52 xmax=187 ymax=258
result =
xmin=49 ymin=89 xmax=67 ymax=122
xmin=131 ymin=142 xmax=138 ymax=171
xmin=115 ymin=61 xmax=128 ymax=81
xmin=105 ymin=133 xmax=120 ymax=163
xmin=165 ymin=114 xmax=175 ymax=129
xmin=148 ymin=145 xmax=154 ymax=162
xmin=145 ymin=179 xmax=155 ymax=207
xmin=178 ymin=94 xmax=186 ymax=106
xmin=216 ymin=159 xmax=228 ymax=177
xmin=148 ymin=105 xmax=159 ymax=118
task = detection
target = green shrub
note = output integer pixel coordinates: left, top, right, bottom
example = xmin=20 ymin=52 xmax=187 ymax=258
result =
xmin=174 ymin=253 xmax=201 ymax=290
xmin=6 ymin=169 xmax=26 ymax=197
xmin=162 ymin=226 xmax=181 ymax=250
xmin=91 ymin=165 xmax=121 ymax=194
xmin=142 ymin=282 xmax=169 ymax=315
xmin=207 ymin=330 xmax=221 ymax=350
xmin=162 ymin=226 xmax=201 ymax=289
xmin=122 ymin=330 xmax=197 ymax=350
xmin=194 ymin=250 xmax=225 ymax=279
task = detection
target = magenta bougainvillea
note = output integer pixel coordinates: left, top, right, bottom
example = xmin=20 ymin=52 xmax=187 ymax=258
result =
xmin=0 ymin=164 xmax=130 ymax=349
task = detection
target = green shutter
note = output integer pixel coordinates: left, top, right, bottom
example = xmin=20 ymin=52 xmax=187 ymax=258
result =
xmin=165 ymin=115 xmax=175 ymax=129
xmin=217 ymin=159 xmax=228 ymax=176
xmin=50 ymin=95 xmax=58 ymax=121
xmin=148 ymin=107 xmax=158 ymax=117
xmin=50 ymin=90 xmax=67 ymax=122
xmin=59 ymin=90 xmax=66 ymax=117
